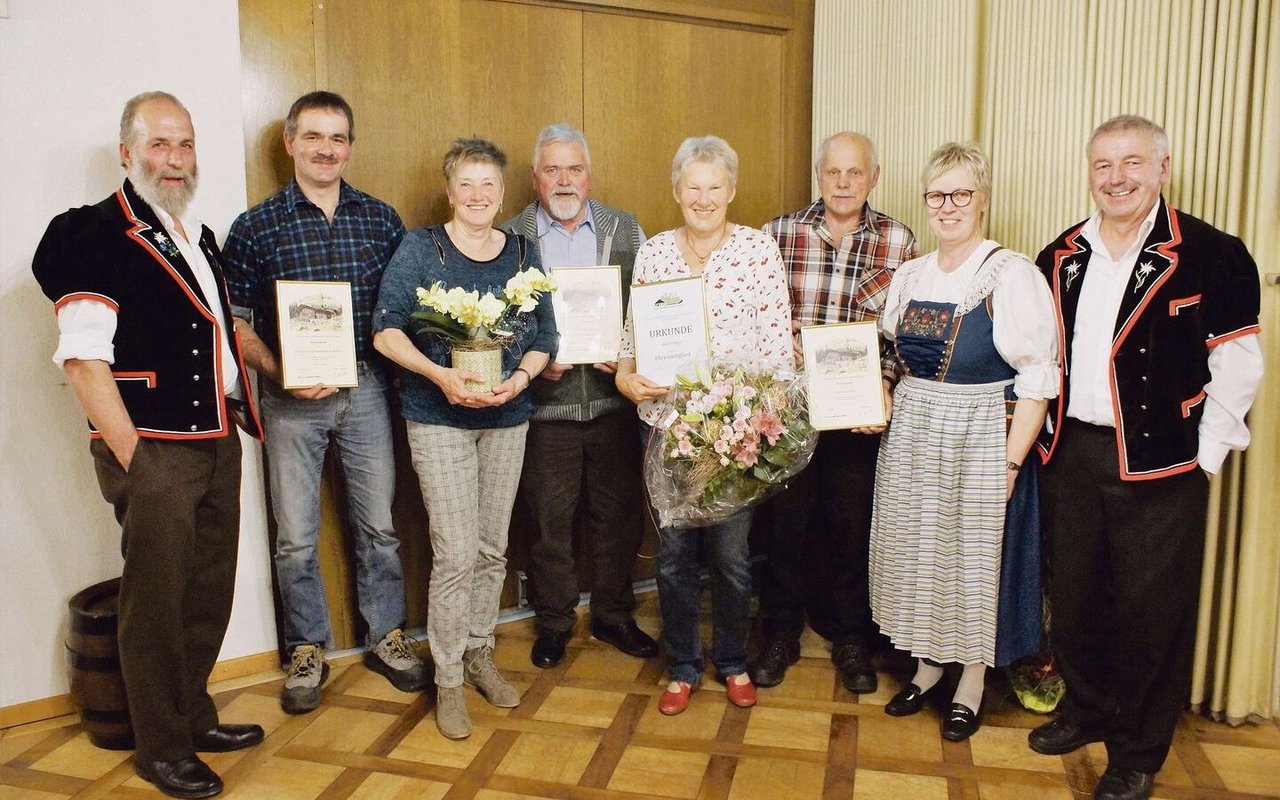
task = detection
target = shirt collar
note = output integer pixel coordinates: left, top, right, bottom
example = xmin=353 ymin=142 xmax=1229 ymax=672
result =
xmin=149 ymin=202 xmax=202 ymax=245
xmin=284 ymin=178 xmax=361 ymax=211
xmin=535 ymin=200 xmax=596 ymax=237
xmin=1080 ymin=198 xmax=1161 ymax=259
xmin=808 ymin=198 xmax=879 ymax=237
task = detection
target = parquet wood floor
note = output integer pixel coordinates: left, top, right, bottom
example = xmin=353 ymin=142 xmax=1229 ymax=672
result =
xmin=4 ymin=593 xmax=1280 ymax=799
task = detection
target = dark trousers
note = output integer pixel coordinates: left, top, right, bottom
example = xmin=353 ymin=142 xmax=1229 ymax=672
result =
xmin=1044 ymin=420 xmax=1209 ymax=774
xmin=91 ymin=434 xmax=242 ymax=763
xmin=519 ymin=412 xmax=644 ymax=633
xmin=759 ymin=429 xmax=879 ymax=646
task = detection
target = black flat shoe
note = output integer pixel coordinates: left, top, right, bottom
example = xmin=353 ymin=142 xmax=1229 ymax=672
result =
xmin=530 ymin=629 xmax=572 ymax=668
xmin=1093 ymin=765 xmax=1154 ymax=800
xmin=832 ymin=642 xmax=877 ymax=694
xmin=193 ymin=722 xmax=264 ymax=752
xmin=591 ymin=619 xmax=659 ymax=658
xmin=749 ymin=638 xmax=800 ymax=688
xmin=1028 ymin=716 xmax=1105 ymax=755
xmin=884 ymin=682 xmax=937 ymax=716
xmin=134 ymin=755 xmax=223 ymax=799
xmin=941 ymin=703 xmax=980 ymax=741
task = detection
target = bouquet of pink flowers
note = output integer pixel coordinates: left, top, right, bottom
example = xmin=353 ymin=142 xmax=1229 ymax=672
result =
xmin=645 ymin=362 xmax=818 ymax=528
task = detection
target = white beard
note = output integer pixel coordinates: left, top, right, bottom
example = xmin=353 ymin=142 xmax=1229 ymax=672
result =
xmin=547 ymin=192 xmax=584 ymax=222
xmin=129 ymin=160 xmax=199 ymax=219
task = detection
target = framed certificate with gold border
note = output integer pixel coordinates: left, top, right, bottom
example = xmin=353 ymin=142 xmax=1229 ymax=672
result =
xmin=801 ymin=321 xmax=886 ymax=429
xmin=630 ymin=275 xmax=710 ymax=387
xmin=274 ymin=280 xmax=359 ymax=389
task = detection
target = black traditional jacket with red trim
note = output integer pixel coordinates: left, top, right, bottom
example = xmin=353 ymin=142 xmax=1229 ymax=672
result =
xmin=1034 ymin=198 xmax=1259 ymax=480
xmin=33 ymin=181 xmax=263 ymax=441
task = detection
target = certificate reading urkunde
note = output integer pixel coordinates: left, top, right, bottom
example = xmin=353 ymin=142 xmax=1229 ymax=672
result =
xmin=801 ymin=321 xmax=886 ymax=429
xmin=275 ymin=280 xmax=359 ymax=389
xmin=550 ymin=265 xmax=623 ymax=364
xmin=630 ymin=275 xmax=710 ymax=387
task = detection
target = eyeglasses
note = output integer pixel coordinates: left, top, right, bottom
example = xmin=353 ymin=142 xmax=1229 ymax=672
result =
xmin=923 ymin=189 xmax=976 ymax=209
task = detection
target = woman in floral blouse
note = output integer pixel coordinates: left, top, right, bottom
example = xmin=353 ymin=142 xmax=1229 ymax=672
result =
xmin=616 ymin=135 xmax=793 ymax=715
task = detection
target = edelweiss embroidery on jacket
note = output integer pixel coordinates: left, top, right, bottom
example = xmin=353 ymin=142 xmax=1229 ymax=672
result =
xmin=1063 ymin=260 xmax=1081 ymax=292
xmin=1133 ymin=260 xmax=1156 ymax=292
xmin=153 ymin=230 xmax=181 ymax=259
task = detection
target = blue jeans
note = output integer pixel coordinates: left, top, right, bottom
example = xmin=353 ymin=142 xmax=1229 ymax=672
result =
xmin=261 ymin=363 xmax=405 ymax=652
xmin=656 ymin=511 xmax=754 ymax=685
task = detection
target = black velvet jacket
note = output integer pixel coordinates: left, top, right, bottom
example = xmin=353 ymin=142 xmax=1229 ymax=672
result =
xmin=33 ymin=181 xmax=263 ymax=441
xmin=1035 ymin=198 xmax=1259 ymax=480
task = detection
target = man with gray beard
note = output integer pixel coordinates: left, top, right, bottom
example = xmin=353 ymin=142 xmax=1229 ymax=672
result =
xmin=501 ymin=124 xmax=656 ymax=668
xmin=33 ymin=91 xmax=264 ymax=799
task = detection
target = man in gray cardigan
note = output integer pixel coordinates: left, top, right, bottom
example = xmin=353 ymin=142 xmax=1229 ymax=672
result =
xmin=501 ymin=124 xmax=657 ymax=668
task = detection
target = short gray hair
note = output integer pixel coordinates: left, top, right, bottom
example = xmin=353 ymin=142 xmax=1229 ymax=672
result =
xmin=671 ymin=135 xmax=739 ymax=189
xmin=922 ymin=142 xmax=991 ymax=197
xmin=120 ymin=91 xmax=188 ymax=147
xmin=815 ymin=131 xmax=879 ymax=173
xmin=442 ymin=137 xmax=507 ymax=182
xmin=1088 ymin=114 xmax=1170 ymax=160
xmin=533 ymin=123 xmax=591 ymax=170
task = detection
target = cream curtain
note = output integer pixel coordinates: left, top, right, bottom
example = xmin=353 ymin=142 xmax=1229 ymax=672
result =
xmin=813 ymin=0 xmax=1280 ymax=722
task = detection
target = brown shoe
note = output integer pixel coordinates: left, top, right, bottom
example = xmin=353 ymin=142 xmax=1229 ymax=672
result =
xmin=463 ymin=646 xmax=520 ymax=707
xmin=435 ymin=685 xmax=472 ymax=739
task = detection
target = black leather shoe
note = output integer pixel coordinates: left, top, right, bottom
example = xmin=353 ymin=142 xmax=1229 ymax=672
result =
xmin=832 ymin=642 xmax=877 ymax=693
xmin=749 ymin=638 xmax=800 ymax=687
xmin=591 ymin=619 xmax=659 ymax=658
xmin=1028 ymin=716 xmax=1105 ymax=755
xmin=192 ymin=722 xmax=264 ymax=753
xmin=530 ymin=629 xmax=572 ymax=668
xmin=884 ymin=682 xmax=938 ymax=716
xmin=1093 ymin=765 xmax=1154 ymax=800
xmin=941 ymin=703 xmax=981 ymax=742
xmin=134 ymin=755 xmax=223 ymax=799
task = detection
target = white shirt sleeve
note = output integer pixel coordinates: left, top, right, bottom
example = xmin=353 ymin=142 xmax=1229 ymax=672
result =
xmin=1197 ymin=333 xmax=1263 ymax=473
xmin=992 ymin=256 xmax=1060 ymax=400
xmin=879 ymin=266 xmax=909 ymax=342
xmin=52 ymin=299 xmax=117 ymax=367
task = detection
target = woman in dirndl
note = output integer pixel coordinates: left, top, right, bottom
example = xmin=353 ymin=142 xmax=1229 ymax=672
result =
xmin=869 ymin=142 xmax=1059 ymax=742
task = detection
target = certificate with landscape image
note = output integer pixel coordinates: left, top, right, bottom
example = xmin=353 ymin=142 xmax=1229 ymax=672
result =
xmin=801 ymin=321 xmax=886 ymax=429
xmin=630 ymin=275 xmax=710 ymax=387
xmin=550 ymin=265 xmax=623 ymax=364
xmin=275 ymin=280 xmax=359 ymax=389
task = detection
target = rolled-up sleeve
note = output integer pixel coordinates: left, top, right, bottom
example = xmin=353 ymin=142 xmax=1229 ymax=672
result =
xmin=52 ymin=299 xmax=117 ymax=367
xmin=373 ymin=231 xmax=429 ymax=336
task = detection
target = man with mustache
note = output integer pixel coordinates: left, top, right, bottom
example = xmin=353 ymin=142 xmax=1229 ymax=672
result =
xmin=223 ymin=92 xmax=425 ymax=714
xmin=1028 ymin=115 xmax=1262 ymax=800
xmin=33 ymin=91 xmax=265 ymax=798
xmin=501 ymin=124 xmax=657 ymax=668
xmin=753 ymin=132 xmax=917 ymax=693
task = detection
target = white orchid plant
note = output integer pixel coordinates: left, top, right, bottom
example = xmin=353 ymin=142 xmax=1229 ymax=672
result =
xmin=413 ymin=268 xmax=556 ymax=343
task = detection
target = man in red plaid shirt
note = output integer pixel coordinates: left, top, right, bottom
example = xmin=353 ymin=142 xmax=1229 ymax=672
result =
xmin=752 ymin=132 xmax=917 ymax=693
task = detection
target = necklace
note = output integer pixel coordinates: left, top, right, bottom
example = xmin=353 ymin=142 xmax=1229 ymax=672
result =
xmin=686 ymin=223 xmax=729 ymax=264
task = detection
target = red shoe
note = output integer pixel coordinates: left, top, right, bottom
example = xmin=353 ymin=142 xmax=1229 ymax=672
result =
xmin=659 ymin=681 xmax=693 ymax=715
xmin=725 ymin=673 xmax=757 ymax=708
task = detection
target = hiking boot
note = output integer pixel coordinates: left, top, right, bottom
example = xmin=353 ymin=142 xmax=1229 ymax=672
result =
xmin=364 ymin=628 xmax=429 ymax=692
xmin=281 ymin=644 xmax=328 ymax=714
xmin=462 ymin=646 xmax=520 ymax=708
xmin=435 ymin=685 xmax=472 ymax=739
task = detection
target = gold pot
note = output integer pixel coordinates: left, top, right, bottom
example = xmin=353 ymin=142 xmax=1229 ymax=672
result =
xmin=451 ymin=339 xmax=505 ymax=392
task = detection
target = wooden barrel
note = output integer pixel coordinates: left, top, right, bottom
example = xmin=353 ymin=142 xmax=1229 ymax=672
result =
xmin=66 ymin=578 xmax=134 ymax=750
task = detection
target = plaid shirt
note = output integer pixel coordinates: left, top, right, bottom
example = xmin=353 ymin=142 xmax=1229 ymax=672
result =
xmin=765 ymin=200 xmax=917 ymax=372
xmin=223 ymin=179 xmax=405 ymax=361
xmin=765 ymin=199 xmax=917 ymax=325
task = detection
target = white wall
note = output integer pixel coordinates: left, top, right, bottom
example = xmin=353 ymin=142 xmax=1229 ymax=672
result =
xmin=0 ymin=0 xmax=277 ymax=709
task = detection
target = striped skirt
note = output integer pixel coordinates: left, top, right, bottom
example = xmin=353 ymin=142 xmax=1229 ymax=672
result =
xmin=869 ymin=376 xmax=1011 ymax=666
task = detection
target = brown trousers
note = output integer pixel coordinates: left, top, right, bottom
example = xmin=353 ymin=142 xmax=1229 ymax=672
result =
xmin=91 ymin=434 xmax=242 ymax=763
